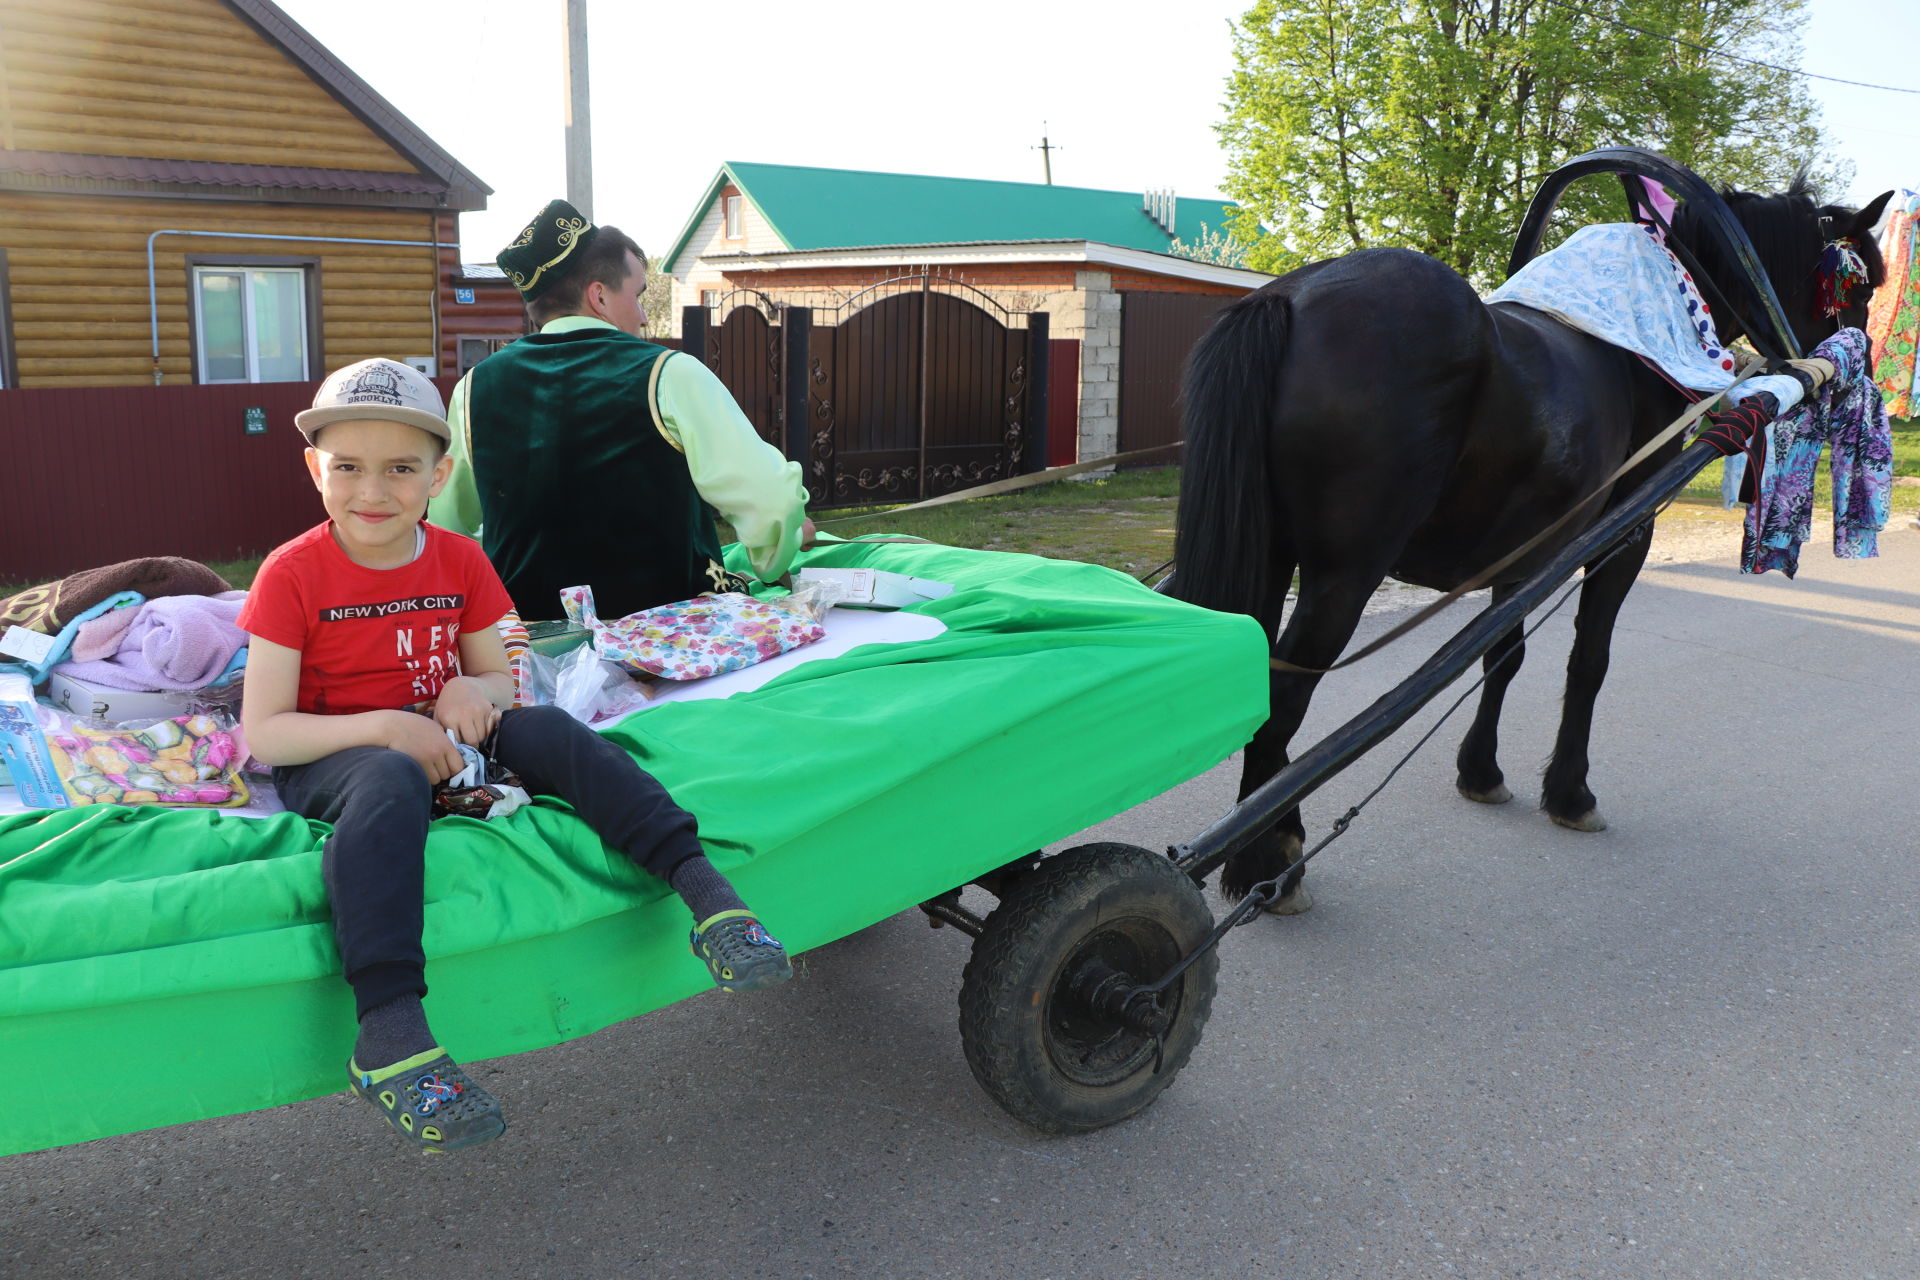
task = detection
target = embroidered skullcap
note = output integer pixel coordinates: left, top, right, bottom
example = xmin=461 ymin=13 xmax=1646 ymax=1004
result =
xmin=497 ymin=198 xmax=600 ymax=301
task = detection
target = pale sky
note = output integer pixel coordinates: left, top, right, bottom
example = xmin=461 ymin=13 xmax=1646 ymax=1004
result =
xmin=271 ymin=0 xmax=1919 ymax=265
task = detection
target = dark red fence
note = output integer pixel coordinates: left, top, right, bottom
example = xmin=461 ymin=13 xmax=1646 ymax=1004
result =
xmin=0 ymin=376 xmax=460 ymax=586
xmin=1118 ymin=292 xmax=1228 ymax=461
xmin=1048 ymin=338 xmax=1080 ymax=466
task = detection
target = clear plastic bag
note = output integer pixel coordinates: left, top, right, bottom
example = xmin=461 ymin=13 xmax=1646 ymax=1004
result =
xmin=523 ymin=650 xmax=560 ymax=708
xmin=777 ymin=577 xmax=847 ymax=622
xmin=552 ymin=641 xmax=654 ymax=725
xmin=35 ymin=703 xmax=251 ymax=808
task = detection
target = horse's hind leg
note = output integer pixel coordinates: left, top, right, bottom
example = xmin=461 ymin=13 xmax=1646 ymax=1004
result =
xmin=1455 ymin=584 xmax=1525 ymax=804
xmin=1542 ymin=519 xmax=1654 ymax=831
xmin=1225 ymin=563 xmax=1391 ymax=914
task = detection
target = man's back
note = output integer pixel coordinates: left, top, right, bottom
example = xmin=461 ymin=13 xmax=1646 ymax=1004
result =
xmin=466 ymin=327 xmax=728 ymax=620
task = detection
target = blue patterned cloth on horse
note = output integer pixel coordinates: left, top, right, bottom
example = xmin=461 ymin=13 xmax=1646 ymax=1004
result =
xmin=1486 ymin=222 xmax=1807 ymax=411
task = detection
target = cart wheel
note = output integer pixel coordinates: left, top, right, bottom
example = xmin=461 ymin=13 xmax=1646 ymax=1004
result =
xmin=958 ymin=842 xmax=1218 ymax=1134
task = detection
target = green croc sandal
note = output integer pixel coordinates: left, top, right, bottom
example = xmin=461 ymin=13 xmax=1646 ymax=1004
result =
xmin=690 ymin=910 xmax=793 ymax=993
xmin=348 ymin=1048 xmax=506 ymax=1154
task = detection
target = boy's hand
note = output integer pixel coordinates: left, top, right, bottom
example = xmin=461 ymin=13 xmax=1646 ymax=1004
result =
xmin=433 ymin=676 xmax=502 ymax=748
xmin=378 ymin=710 xmax=468 ymax=784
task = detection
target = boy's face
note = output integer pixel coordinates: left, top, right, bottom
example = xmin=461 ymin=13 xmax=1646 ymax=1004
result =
xmin=303 ymin=417 xmax=453 ymax=568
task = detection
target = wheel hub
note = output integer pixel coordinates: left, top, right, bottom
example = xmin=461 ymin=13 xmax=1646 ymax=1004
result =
xmin=1043 ymin=922 xmax=1181 ymax=1087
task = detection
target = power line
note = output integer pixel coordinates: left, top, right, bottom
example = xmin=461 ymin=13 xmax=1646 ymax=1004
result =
xmin=1542 ymin=0 xmax=1920 ymax=97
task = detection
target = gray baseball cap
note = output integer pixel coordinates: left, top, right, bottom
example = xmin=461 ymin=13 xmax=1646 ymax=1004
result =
xmin=294 ymin=358 xmax=451 ymax=446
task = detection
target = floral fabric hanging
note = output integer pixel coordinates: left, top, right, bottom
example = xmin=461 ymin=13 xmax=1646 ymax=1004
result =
xmin=1867 ymin=190 xmax=1920 ymax=419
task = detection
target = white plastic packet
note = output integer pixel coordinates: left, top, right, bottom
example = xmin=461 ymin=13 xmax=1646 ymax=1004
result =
xmin=552 ymin=641 xmax=654 ymax=725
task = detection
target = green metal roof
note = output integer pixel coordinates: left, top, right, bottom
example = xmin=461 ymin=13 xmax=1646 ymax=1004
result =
xmin=660 ymin=161 xmax=1240 ymax=274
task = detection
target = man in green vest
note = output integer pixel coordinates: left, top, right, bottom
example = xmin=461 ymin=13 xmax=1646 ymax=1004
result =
xmin=431 ymin=199 xmax=809 ymax=621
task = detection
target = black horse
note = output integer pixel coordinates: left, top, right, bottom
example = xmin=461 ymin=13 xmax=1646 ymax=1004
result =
xmin=1172 ymin=176 xmax=1893 ymax=912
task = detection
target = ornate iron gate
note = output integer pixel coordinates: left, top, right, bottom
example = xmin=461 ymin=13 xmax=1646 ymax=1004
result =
xmin=679 ymin=290 xmax=784 ymax=447
xmin=788 ymin=275 xmax=1049 ymax=506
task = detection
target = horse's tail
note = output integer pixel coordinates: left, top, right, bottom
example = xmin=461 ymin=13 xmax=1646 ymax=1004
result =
xmin=1171 ymin=288 xmax=1289 ymax=617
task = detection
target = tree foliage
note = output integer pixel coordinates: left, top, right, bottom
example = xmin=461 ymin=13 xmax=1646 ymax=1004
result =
xmin=1219 ymin=0 xmax=1844 ymax=284
xmin=1169 ymin=221 xmax=1254 ymax=267
xmin=640 ymin=258 xmax=677 ymax=340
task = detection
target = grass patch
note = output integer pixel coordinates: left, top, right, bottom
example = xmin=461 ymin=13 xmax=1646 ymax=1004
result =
xmin=2 ymin=553 xmax=267 ymax=599
xmin=1676 ymin=416 xmax=1920 ymax=515
xmin=743 ymin=466 xmax=1184 ymax=580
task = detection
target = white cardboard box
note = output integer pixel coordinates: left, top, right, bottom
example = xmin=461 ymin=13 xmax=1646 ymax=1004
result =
xmin=796 ymin=567 xmax=954 ymax=610
xmin=44 ymin=672 xmax=187 ymax=724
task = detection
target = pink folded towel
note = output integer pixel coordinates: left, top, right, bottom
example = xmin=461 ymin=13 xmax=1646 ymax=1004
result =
xmin=69 ymin=602 xmax=142 ymax=663
xmin=52 ymin=591 xmax=249 ymax=692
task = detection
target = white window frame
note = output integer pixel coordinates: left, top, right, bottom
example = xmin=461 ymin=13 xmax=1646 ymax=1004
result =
xmin=701 ymin=288 xmax=721 ymax=309
xmin=191 ymin=264 xmax=312 ymax=384
xmin=455 ymin=334 xmax=518 ymax=375
xmin=724 ymin=194 xmax=743 ymax=240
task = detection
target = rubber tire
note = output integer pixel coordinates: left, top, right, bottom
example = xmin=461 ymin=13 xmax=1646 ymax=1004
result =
xmin=958 ymin=842 xmax=1218 ymax=1134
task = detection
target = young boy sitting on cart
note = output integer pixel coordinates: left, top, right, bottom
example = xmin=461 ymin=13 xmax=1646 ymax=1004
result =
xmin=237 ymin=358 xmax=791 ymax=1154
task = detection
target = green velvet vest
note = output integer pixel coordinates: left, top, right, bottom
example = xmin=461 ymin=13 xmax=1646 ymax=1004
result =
xmin=467 ymin=328 xmax=728 ymax=620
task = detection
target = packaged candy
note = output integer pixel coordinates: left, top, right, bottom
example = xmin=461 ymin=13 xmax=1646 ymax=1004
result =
xmin=559 ymin=585 xmax=825 ymax=683
xmin=34 ymin=704 xmax=251 ymax=809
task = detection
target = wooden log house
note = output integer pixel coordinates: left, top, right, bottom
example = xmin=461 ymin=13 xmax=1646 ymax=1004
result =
xmin=0 ymin=0 xmax=503 ymax=389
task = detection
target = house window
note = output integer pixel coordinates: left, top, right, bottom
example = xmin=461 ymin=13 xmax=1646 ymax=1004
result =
xmin=701 ymin=289 xmax=721 ymax=309
xmin=0 ymin=249 xmax=15 ymax=390
xmin=724 ymin=195 xmax=743 ymax=240
xmin=191 ymin=264 xmax=312 ymax=383
xmin=456 ymin=335 xmax=518 ymax=375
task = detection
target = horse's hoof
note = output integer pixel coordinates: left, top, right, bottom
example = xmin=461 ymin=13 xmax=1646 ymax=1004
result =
xmin=1457 ymin=782 xmax=1512 ymax=805
xmin=1262 ymin=883 xmax=1315 ymax=915
xmin=1550 ymin=809 xmax=1608 ymax=832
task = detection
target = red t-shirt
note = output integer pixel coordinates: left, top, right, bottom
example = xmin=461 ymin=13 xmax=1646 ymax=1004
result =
xmin=237 ymin=521 xmax=514 ymax=716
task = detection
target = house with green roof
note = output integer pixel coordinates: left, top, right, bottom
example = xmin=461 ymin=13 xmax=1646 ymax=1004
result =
xmin=661 ymin=162 xmax=1272 ymax=464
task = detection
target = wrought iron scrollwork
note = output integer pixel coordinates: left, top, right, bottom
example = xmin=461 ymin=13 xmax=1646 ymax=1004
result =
xmin=835 ymin=466 xmax=919 ymax=499
xmin=808 ymin=355 xmax=835 ymax=492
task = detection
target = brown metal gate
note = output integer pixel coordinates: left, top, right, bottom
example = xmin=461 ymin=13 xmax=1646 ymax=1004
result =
xmin=1117 ymin=292 xmax=1229 ymax=462
xmin=788 ymin=275 xmax=1049 ymax=506
xmin=679 ymin=291 xmax=784 ymax=447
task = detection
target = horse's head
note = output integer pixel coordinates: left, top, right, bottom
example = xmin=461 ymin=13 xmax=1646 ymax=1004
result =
xmin=1669 ymin=179 xmax=1893 ymax=356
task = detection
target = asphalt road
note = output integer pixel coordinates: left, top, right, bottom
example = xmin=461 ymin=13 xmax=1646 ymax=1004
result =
xmin=5 ymin=519 xmax=1917 ymax=1280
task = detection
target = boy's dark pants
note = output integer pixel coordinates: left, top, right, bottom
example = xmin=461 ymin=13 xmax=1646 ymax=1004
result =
xmin=273 ymin=704 xmax=705 ymax=1017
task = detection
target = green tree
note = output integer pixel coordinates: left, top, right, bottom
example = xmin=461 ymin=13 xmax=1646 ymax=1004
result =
xmin=1219 ymin=0 xmax=1845 ymax=285
xmin=1170 ymin=221 xmax=1254 ymax=267
xmin=640 ymin=257 xmax=677 ymax=341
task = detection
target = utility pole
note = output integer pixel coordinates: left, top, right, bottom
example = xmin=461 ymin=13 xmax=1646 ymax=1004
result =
xmin=1033 ymin=123 xmax=1060 ymax=186
xmin=563 ymin=0 xmax=593 ymax=219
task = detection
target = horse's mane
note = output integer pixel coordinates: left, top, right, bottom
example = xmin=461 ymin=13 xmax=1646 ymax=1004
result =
xmin=1667 ymin=171 xmax=1887 ymax=341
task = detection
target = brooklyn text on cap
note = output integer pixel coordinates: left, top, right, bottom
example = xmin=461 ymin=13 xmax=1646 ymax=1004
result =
xmin=497 ymin=198 xmax=600 ymax=301
xmin=294 ymin=358 xmax=452 ymax=446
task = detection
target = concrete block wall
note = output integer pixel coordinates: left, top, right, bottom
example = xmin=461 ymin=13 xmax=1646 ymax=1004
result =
xmin=1074 ymin=270 xmax=1123 ymax=465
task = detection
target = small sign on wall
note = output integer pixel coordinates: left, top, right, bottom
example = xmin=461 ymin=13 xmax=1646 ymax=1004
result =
xmin=454 ymin=288 xmax=475 ymax=304
xmin=244 ymin=407 xmax=267 ymax=435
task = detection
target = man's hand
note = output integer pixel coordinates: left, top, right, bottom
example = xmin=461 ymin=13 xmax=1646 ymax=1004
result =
xmin=433 ymin=676 xmax=502 ymax=749
xmin=378 ymin=709 xmax=469 ymax=784
xmin=800 ymin=517 xmax=819 ymax=549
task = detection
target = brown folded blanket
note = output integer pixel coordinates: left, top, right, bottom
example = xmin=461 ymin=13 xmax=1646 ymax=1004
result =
xmin=0 ymin=557 xmax=234 ymax=635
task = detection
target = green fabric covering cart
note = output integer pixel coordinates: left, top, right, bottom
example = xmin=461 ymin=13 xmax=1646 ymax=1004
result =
xmin=0 ymin=541 xmax=1266 ymax=1157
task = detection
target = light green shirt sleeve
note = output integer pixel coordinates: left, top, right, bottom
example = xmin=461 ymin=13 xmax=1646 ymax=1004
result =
xmin=655 ymin=352 xmax=809 ymax=581
xmin=428 ymin=371 xmax=485 ymax=536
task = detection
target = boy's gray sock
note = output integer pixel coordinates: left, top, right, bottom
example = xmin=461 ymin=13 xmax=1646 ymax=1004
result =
xmin=669 ymin=855 xmax=748 ymax=924
xmin=354 ymin=993 xmax=436 ymax=1071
